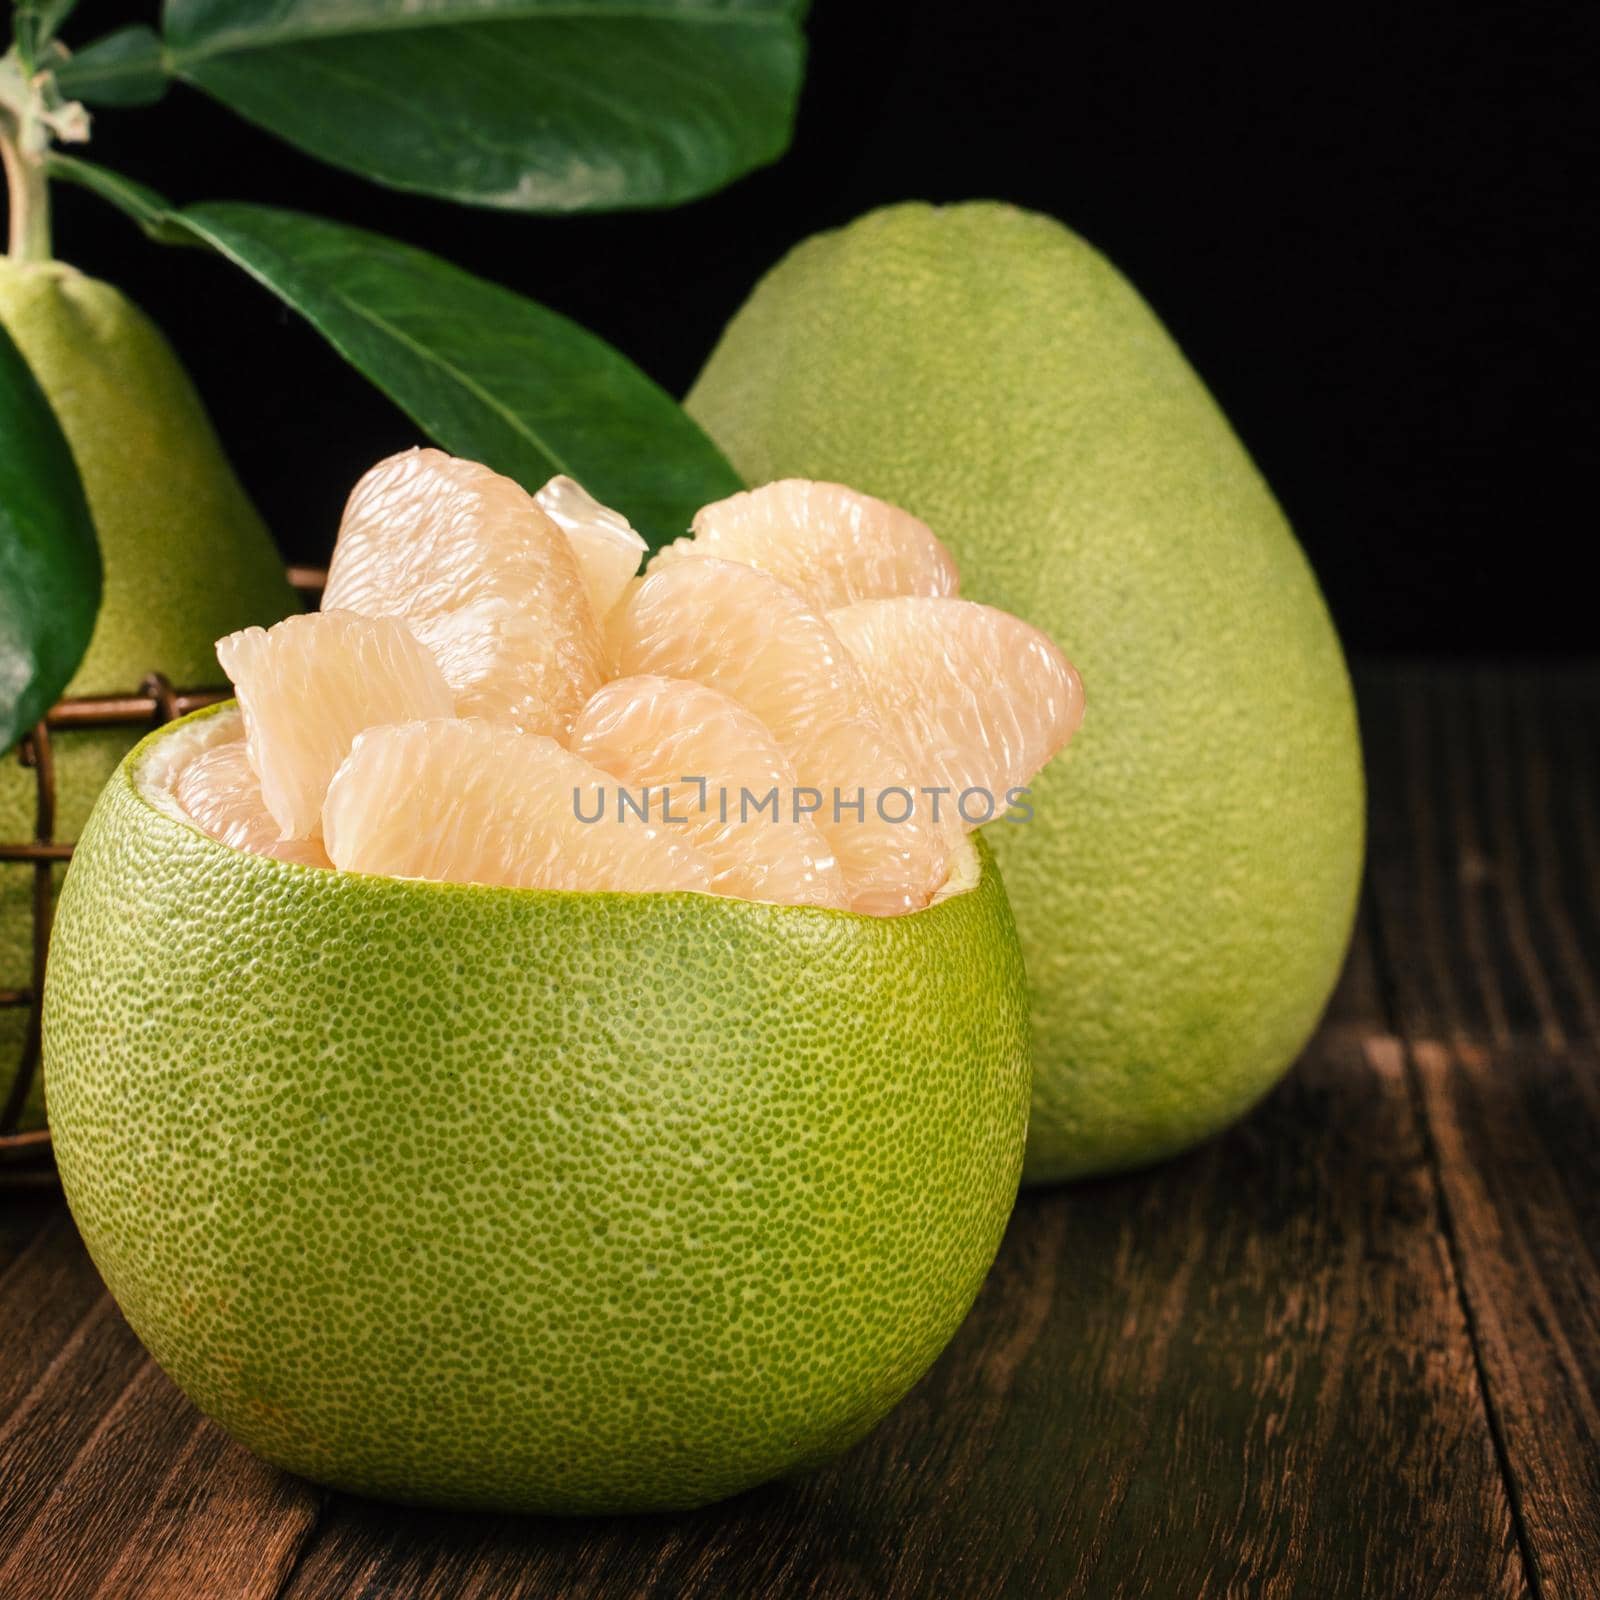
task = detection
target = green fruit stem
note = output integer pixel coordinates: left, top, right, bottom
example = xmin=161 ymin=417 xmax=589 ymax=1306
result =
xmin=0 ymin=42 xmax=75 ymax=263
xmin=0 ymin=118 xmax=50 ymax=261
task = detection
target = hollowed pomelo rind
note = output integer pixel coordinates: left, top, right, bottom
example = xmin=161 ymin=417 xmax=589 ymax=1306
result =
xmin=43 ymin=705 xmax=1030 ymax=1514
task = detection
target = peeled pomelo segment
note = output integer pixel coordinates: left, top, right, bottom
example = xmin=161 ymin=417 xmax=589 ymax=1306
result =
xmin=217 ymin=610 xmax=453 ymax=841
xmin=323 ymin=719 xmax=715 ymax=895
xmin=323 ymin=448 xmax=605 ymax=736
xmin=827 ymin=597 xmax=1085 ymax=827
xmin=651 ymin=479 xmax=959 ymax=611
xmin=571 ymin=676 xmax=849 ymax=911
xmin=534 ymin=475 xmax=647 ymax=624
xmin=609 ymin=558 xmax=946 ymax=915
xmin=174 ymin=735 xmax=332 ymax=868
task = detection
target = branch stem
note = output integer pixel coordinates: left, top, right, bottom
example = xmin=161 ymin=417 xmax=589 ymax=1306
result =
xmin=1 ymin=111 xmax=52 ymax=261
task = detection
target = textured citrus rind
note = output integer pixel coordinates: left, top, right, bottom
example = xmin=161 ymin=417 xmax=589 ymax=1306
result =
xmin=43 ymin=705 xmax=1030 ymax=1513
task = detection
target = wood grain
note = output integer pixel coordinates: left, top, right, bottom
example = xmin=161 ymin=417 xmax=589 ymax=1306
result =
xmin=1362 ymin=667 xmax=1600 ymax=1596
xmin=1361 ymin=668 xmax=1600 ymax=1047
xmin=0 ymin=1218 xmax=322 ymax=1600
xmin=86 ymin=1416 xmax=321 ymax=1600
xmin=1412 ymin=1039 xmax=1600 ymax=1599
xmin=0 ymin=667 xmax=1595 ymax=1599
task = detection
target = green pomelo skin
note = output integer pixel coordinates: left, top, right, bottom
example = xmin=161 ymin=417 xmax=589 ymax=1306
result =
xmin=1 ymin=261 xmax=296 ymax=1128
xmin=43 ymin=706 xmax=1031 ymax=1514
xmin=686 ymin=201 xmax=1365 ymax=1183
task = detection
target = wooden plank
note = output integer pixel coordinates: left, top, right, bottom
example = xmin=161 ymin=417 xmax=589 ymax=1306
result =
xmin=0 ymin=1359 xmax=204 ymax=1597
xmin=0 ymin=1202 xmax=103 ymax=1423
xmin=1363 ymin=666 xmax=1600 ymax=1595
xmin=64 ymin=1405 xmax=322 ymax=1600
xmin=0 ymin=1215 xmax=321 ymax=1600
xmin=1049 ymin=1032 xmax=1521 ymax=1600
xmin=0 ymin=1290 xmax=148 ymax=1543
xmin=1411 ymin=1038 xmax=1600 ymax=1600
xmin=0 ymin=1207 xmax=121 ymax=1433
xmin=1323 ymin=885 xmax=1386 ymax=1039
xmin=1512 ymin=671 xmax=1600 ymax=1040
xmin=1360 ymin=667 xmax=1510 ymax=1043
xmin=280 ymin=936 xmax=1521 ymax=1599
xmin=1360 ymin=667 xmax=1600 ymax=1049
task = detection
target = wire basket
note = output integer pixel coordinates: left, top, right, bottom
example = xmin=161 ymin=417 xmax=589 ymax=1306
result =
xmin=0 ymin=568 xmax=326 ymax=1184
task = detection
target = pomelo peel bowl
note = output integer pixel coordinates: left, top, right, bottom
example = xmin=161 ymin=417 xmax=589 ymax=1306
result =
xmin=42 ymin=456 xmax=1079 ymax=1514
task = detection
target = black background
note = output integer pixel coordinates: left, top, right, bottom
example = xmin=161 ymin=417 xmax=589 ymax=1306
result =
xmin=40 ymin=2 xmax=1595 ymax=656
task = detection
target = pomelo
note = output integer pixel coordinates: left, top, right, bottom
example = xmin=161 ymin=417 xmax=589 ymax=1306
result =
xmin=608 ymin=555 xmax=946 ymax=916
xmin=571 ymin=676 xmax=849 ymax=910
xmin=654 ymin=479 xmax=960 ymax=608
xmin=218 ymin=610 xmax=455 ymax=841
xmin=323 ymin=448 xmax=605 ymax=737
xmin=533 ymin=474 xmax=648 ymax=624
xmin=828 ymin=597 xmax=1085 ymax=823
xmin=686 ymin=201 xmax=1365 ymax=1181
xmin=0 ymin=261 xmax=296 ymax=1131
xmin=43 ymin=704 xmax=1030 ymax=1513
xmin=174 ymin=735 xmax=331 ymax=869
xmin=323 ymin=716 xmax=717 ymax=894
xmin=156 ymin=451 xmax=1080 ymax=921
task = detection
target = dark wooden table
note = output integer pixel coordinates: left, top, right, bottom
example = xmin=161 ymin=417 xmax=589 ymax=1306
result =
xmin=2 ymin=666 xmax=1597 ymax=1600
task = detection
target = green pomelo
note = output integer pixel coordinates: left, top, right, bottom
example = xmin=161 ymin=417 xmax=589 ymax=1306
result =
xmin=686 ymin=202 xmax=1364 ymax=1183
xmin=43 ymin=706 xmax=1030 ymax=1513
xmin=1 ymin=261 xmax=296 ymax=1130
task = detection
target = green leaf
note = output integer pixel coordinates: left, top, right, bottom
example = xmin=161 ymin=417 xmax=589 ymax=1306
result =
xmin=52 ymin=24 xmax=168 ymax=107
xmin=64 ymin=1 xmax=807 ymax=213
xmin=174 ymin=201 xmax=741 ymax=544
xmin=14 ymin=1 xmax=81 ymax=69
xmin=36 ymin=0 xmax=81 ymax=41
xmin=42 ymin=166 xmax=739 ymax=535
xmin=0 ymin=320 xmax=101 ymax=755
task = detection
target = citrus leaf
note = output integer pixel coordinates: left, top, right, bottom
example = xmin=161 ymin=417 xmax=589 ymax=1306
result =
xmin=15 ymin=1 xmax=82 ymax=67
xmin=14 ymin=1 xmax=81 ymax=70
xmin=66 ymin=1 xmax=807 ymax=213
xmin=0 ymin=320 xmax=101 ymax=754
xmin=52 ymin=23 xmax=169 ymax=107
xmin=171 ymin=201 xmax=742 ymax=544
xmin=38 ymin=0 xmax=80 ymax=39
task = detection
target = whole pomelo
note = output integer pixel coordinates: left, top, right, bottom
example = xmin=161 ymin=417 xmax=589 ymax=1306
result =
xmin=42 ymin=706 xmax=1030 ymax=1513
xmin=686 ymin=202 xmax=1364 ymax=1182
xmin=0 ymin=261 xmax=296 ymax=1129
